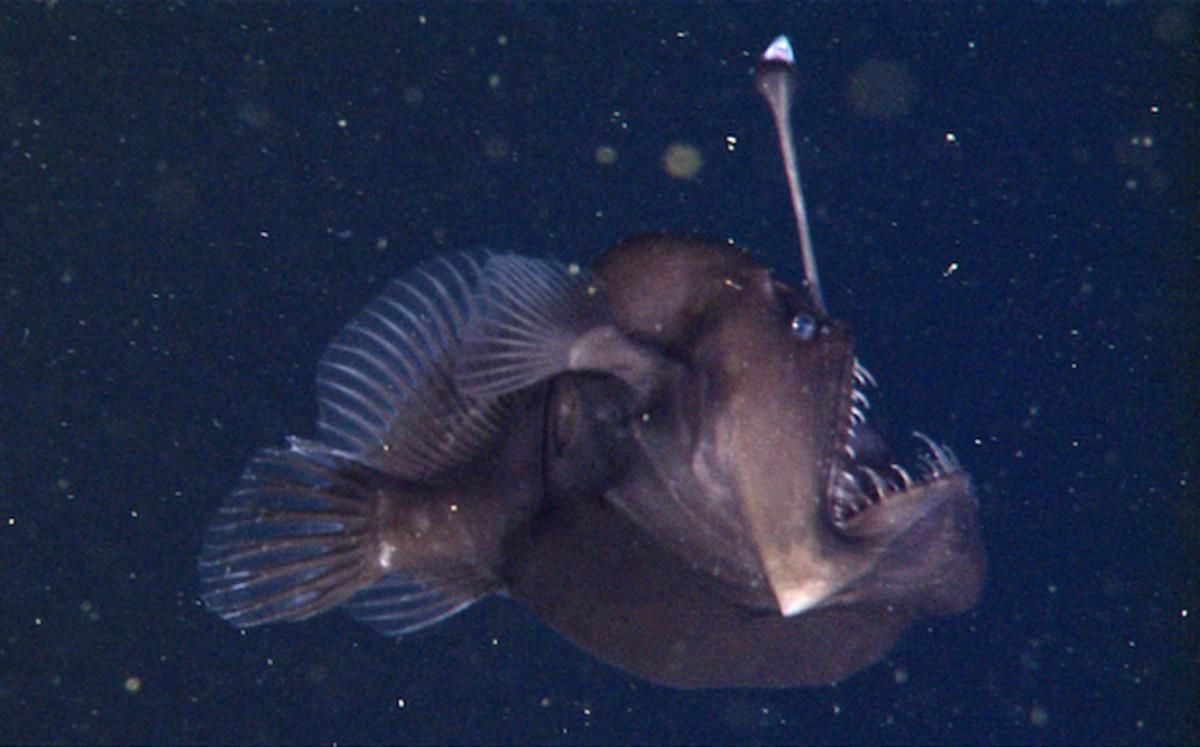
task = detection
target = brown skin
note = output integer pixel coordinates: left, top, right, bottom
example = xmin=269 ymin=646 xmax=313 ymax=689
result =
xmin=202 ymin=234 xmax=983 ymax=688
xmin=504 ymin=234 xmax=983 ymax=687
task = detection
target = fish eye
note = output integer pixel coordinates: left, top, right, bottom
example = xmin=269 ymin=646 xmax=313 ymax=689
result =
xmin=776 ymin=285 xmax=818 ymax=341
xmin=789 ymin=312 xmax=817 ymax=340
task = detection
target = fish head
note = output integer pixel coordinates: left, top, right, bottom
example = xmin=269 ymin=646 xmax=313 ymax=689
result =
xmin=595 ymin=233 xmax=985 ymax=620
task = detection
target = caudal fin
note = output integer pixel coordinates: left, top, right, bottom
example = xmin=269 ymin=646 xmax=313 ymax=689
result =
xmin=198 ymin=438 xmax=384 ymax=626
xmin=199 ymin=437 xmax=494 ymax=633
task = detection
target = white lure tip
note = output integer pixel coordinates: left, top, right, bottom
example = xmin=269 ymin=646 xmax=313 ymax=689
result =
xmin=761 ymin=35 xmax=794 ymax=65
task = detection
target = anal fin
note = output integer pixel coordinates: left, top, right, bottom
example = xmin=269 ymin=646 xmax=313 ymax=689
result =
xmin=344 ymin=565 xmax=497 ymax=637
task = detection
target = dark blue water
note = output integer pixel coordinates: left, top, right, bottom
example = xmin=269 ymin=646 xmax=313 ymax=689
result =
xmin=2 ymin=4 xmax=1195 ymax=744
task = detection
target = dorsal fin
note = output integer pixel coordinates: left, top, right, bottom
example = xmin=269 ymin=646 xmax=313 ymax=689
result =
xmin=315 ymin=251 xmax=510 ymax=479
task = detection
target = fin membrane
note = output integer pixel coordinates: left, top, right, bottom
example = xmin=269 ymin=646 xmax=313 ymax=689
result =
xmin=456 ymin=254 xmax=611 ymax=397
xmin=200 ymin=438 xmax=494 ymax=632
xmin=315 ymin=251 xmax=510 ymax=479
xmin=199 ymin=439 xmax=381 ymax=627
xmin=344 ymin=565 xmax=495 ymax=637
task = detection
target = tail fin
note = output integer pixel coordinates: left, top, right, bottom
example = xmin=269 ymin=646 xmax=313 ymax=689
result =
xmin=198 ymin=437 xmax=494 ymax=634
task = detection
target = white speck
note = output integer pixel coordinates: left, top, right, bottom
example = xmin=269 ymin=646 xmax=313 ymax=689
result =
xmin=378 ymin=542 xmax=396 ymax=569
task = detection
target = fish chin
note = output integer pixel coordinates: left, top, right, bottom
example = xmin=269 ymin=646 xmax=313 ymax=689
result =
xmin=793 ymin=357 xmax=985 ymax=615
xmin=820 ymin=413 xmax=984 ymax=614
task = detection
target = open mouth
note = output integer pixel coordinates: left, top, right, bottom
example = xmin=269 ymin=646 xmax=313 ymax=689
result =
xmin=828 ymin=359 xmax=964 ymax=528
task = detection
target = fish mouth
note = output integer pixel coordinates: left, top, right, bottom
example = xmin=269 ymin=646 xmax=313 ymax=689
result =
xmin=826 ymin=359 xmax=965 ymax=532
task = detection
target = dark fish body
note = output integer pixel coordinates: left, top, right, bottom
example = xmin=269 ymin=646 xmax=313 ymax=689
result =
xmin=199 ymin=37 xmax=984 ymax=689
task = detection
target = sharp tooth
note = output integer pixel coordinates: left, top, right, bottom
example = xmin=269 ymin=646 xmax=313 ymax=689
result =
xmin=891 ymin=463 xmax=914 ymax=489
xmin=913 ymin=430 xmax=960 ymax=474
xmin=858 ymin=466 xmax=890 ymax=498
xmin=939 ymin=443 xmax=962 ymax=471
xmin=853 ymin=358 xmax=877 ymax=388
xmin=852 ymin=388 xmax=870 ymax=409
xmin=918 ymin=454 xmax=942 ymax=478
